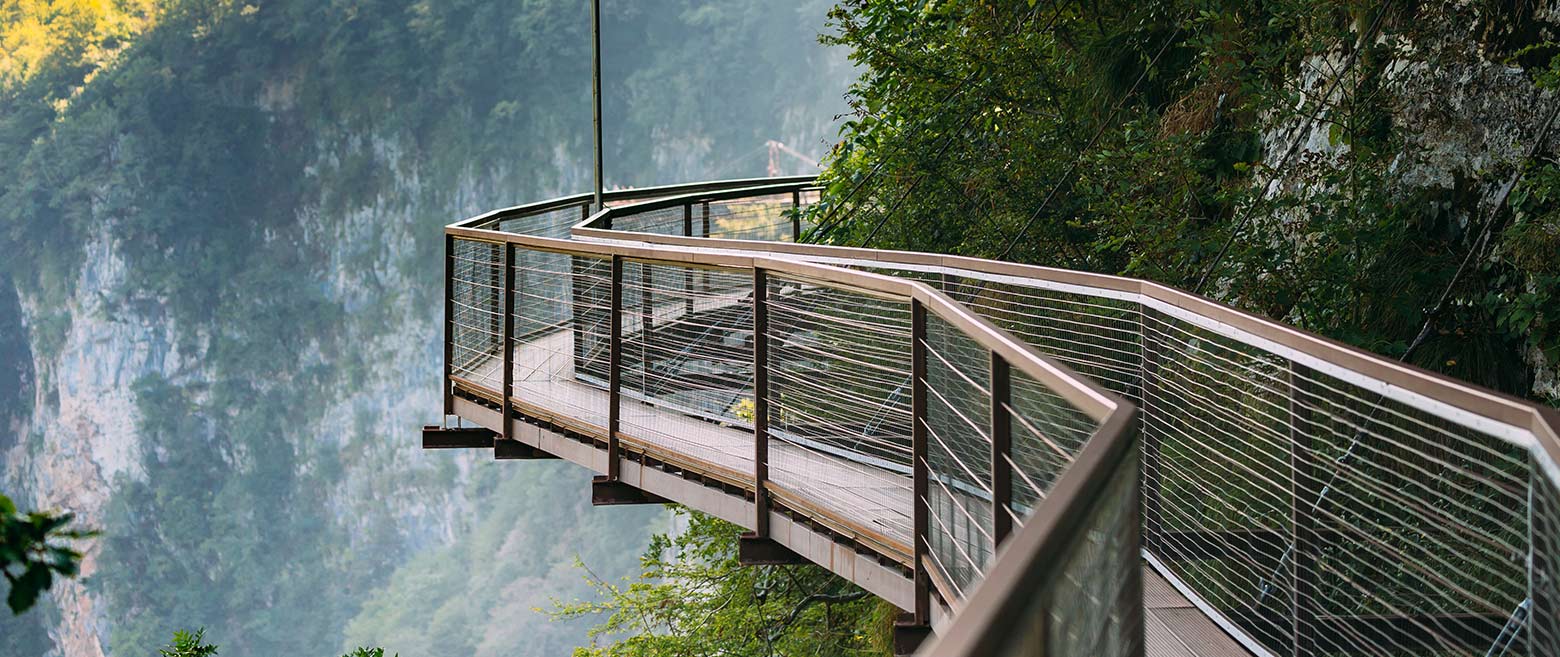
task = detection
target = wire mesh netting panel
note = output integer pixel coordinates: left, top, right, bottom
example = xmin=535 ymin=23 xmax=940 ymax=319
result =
xmin=922 ymin=312 xmax=996 ymax=596
xmin=1535 ymin=467 xmax=1560 ymax=657
xmin=617 ymin=260 xmax=756 ymax=467
xmin=569 ymin=255 xmax=613 ymax=391
xmin=1007 ymin=368 xmax=1100 ymax=519
xmin=765 ymin=272 xmax=914 ymax=549
xmin=608 ymin=190 xmax=819 ymax=242
xmin=494 ymin=202 xmax=590 ymax=237
xmin=451 ymin=238 xmax=505 ymax=392
xmin=495 ymin=249 xmax=611 ymax=431
xmin=1001 ymin=444 xmax=1143 ymax=657
xmin=1142 ymin=300 xmax=1539 ymax=657
xmin=1139 ymin=305 xmax=1297 ymax=651
xmin=1290 ymin=365 xmax=1531 ymax=657
xmin=511 ymin=246 xmax=574 ymax=340
xmin=931 ymin=274 xmax=1144 ymax=401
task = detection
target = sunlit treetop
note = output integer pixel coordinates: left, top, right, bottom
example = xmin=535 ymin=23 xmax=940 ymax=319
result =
xmin=0 ymin=0 xmax=160 ymax=90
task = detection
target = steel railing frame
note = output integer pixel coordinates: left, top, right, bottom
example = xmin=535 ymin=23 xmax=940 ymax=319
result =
xmin=443 ymin=176 xmax=1560 ymax=657
xmin=445 ymin=202 xmax=1134 ymax=609
xmin=564 ymin=179 xmax=1560 ymax=657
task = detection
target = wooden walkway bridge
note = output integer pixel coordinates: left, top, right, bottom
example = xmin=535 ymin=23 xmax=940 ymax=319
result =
xmin=429 ymin=177 xmax=1560 ymax=657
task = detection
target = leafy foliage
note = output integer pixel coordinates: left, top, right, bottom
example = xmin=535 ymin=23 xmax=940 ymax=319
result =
xmin=814 ymin=0 xmax=1559 ymax=400
xmin=0 ymin=0 xmax=158 ymax=88
xmin=159 ymin=629 xmax=219 ymax=657
xmin=552 ymin=507 xmax=893 ymax=657
xmin=155 ymin=628 xmax=394 ymax=657
xmin=0 ymin=492 xmax=90 ymax=614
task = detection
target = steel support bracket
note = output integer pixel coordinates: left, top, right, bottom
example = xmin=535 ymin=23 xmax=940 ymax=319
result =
xmin=494 ymin=439 xmax=559 ymax=460
xmin=737 ymin=532 xmax=805 ymax=565
xmin=892 ymin=614 xmax=932 ymax=656
xmin=590 ymin=475 xmax=668 ymax=506
xmin=421 ymin=425 xmax=496 ymax=449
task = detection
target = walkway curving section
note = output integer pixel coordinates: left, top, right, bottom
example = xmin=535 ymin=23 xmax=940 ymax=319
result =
xmin=435 ymin=176 xmax=1560 ymax=657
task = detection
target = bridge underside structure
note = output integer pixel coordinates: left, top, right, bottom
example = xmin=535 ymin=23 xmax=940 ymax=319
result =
xmin=434 ymin=177 xmax=1560 ymax=657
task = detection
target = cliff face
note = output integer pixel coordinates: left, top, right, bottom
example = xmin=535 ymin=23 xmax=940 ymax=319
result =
xmin=1 ymin=145 xmax=491 ymax=656
xmin=1253 ymin=2 xmax=1560 ymax=401
xmin=6 ymin=231 xmax=169 ymax=657
xmin=0 ymin=1 xmax=851 ymax=654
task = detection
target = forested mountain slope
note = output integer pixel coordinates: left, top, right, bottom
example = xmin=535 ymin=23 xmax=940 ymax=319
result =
xmin=0 ymin=2 xmax=848 ymax=655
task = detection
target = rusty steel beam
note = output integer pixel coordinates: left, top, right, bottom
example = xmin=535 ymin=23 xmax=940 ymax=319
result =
xmin=442 ymin=235 xmax=454 ymax=415
xmin=501 ymin=244 xmax=515 ymax=440
xmin=606 ymin=254 xmax=623 ymax=481
xmin=892 ymin=613 xmax=932 ymax=656
xmin=991 ymin=351 xmax=1013 ymax=546
xmin=753 ymin=267 xmax=771 ymax=536
xmin=910 ymin=298 xmax=932 ymax=628
xmin=494 ymin=439 xmax=559 ymax=460
xmin=422 ymin=425 xmax=496 ymax=449
xmin=737 ymin=533 xmax=805 ymax=565
xmin=591 ymin=476 xmax=669 ymax=506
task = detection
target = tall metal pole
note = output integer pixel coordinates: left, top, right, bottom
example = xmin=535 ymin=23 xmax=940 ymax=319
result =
xmin=591 ymin=0 xmax=604 ymax=211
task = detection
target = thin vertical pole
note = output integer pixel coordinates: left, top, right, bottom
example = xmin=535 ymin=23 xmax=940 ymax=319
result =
xmin=607 ymin=255 xmax=623 ymax=480
xmin=911 ymin=299 xmax=931 ymax=625
xmin=990 ymin=352 xmax=1012 ymax=547
xmin=1290 ymin=362 xmax=1317 ymax=657
xmin=501 ymin=244 xmax=516 ymax=440
xmin=791 ymin=189 xmax=802 ymax=241
xmin=443 ymin=235 xmax=455 ymax=415
xmin=753 ymin=268 xmax=771 ymax=536
xmin=683 ymin=204 xmax=694 ymax=314
xmin=591 ymin=0 xmax=604 ymax=212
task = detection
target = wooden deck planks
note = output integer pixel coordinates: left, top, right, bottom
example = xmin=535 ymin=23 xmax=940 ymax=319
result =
xmin=1144 ymin=566 xmax=1253 ymax=657
xmin=473 ymin=330 xmax=916 ymax=555
xmin=465 ymin=329 xmax=1250 ymax=657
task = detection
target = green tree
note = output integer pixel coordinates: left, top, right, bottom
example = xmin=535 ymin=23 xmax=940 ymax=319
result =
xmin=552 ymin=507 xmax=893 ymax=657
xmin=0 ymin=492 xmax=89 ymax=614
xmin=159 ymin=629 xmax=219 ymax=657
xmin=156 ymin=627 xmax=392 ymax=657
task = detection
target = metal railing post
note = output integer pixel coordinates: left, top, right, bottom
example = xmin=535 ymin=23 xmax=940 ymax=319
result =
xmin=1290 ymin=362 xmax=1317 ymax=657
xmin=791 ymin=189 xmax=802 ymax=241
xmin=501 ymin=244 xmax=516 ymax=440
xmin=443 ymin=234 xmax=454 ymax=415
xmin=912 ymin=299 xmax=931 ymax=625
xmin=607 ymin=254 xmax=624 ymax=480
xmin=991 ymin=352 xmax=1013 ymax=546
xmin=753 ymin=268 xmax=771 ymax=535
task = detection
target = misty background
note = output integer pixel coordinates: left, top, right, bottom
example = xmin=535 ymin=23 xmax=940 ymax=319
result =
xmin=0 ymin=1 xmax=850 ymax=654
